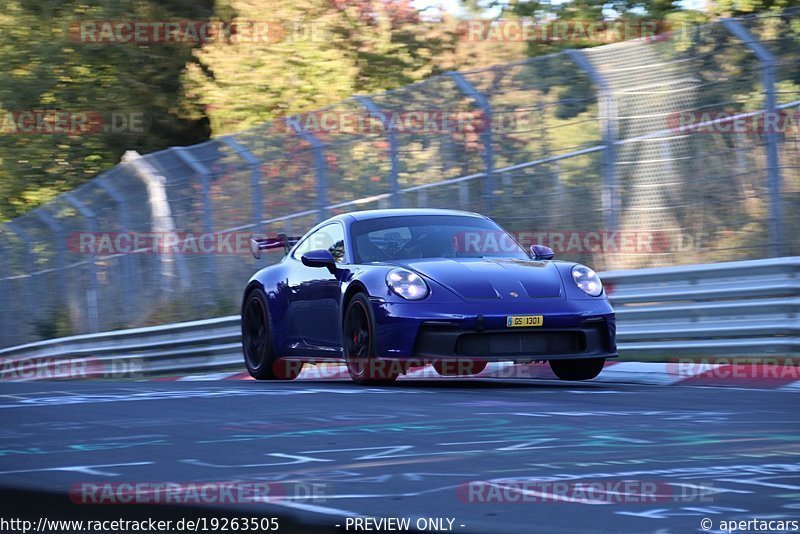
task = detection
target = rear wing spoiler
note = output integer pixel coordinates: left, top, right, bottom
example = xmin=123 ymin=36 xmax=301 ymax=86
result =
xmin=251 ymin=234 xmax=301 ymax=259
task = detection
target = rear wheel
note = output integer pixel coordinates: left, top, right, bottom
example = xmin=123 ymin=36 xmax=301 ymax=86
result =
xmin=343 ymin=293 xmax=399 ymax=385
xmin=433 ymin=360 xmax=488 ymax=376
xmin=242 ymin=288 xmax=303 ymax=380
xmin=549 ymin=358 xmax=605 ymax=381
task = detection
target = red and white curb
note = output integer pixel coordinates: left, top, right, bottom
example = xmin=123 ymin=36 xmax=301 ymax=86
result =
xmin=157 ymin=361 xmax=800 ymax=390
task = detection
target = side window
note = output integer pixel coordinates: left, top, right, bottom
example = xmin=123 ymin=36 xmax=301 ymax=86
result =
xmin=292 ymin=223 xmax=346 ymax=263
xmin=291 ymin=233 xmax=315 ymax=259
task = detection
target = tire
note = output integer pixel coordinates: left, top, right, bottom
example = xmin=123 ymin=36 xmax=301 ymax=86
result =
xmin=549 ymin=358 xmax=605 ymax=381
xmin=241 ymin=288 xmax=303 ymax=380
xmin=433 ymin=360 xmax=488 ymax=376
xmin=343 ymin=293 xmax=399 ymax=385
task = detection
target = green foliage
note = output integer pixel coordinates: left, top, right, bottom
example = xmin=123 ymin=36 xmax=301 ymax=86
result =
xmin=481 ymin=0 xmax=694 ymax=56
xmin=711 ymin=0 xmax=800 ymax=16
xmin=33 ymin=306 xmax=71 ymax=339
xmin=0 ymin=0 xmax=213 ymax=221
xmin=3 ymin=0 xmax=792 ymax=225
xmin=182 ymin=0 xmax=470 ymax=135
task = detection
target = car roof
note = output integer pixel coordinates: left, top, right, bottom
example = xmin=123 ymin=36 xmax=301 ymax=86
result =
xmin=340 ymin=208 xmax=486 ymax=222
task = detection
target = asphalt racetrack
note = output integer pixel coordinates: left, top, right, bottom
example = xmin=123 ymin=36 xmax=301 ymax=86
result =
xmin=0 ymin=378 xmax=798 ymax=533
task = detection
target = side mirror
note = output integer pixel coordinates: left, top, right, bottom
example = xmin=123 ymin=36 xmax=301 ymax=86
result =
xmin=530 ymin=244 xmax=555 ymax=260
xmin=301 ymin=249 xmax=336 ymax=271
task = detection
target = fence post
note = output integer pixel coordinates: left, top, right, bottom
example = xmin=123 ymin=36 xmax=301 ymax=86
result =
xmin=222 ymin=137 xmax=263 ymax=234
xmin=355 ymin=96 xmax=401 ymax=208
xmin=458 ymin=181 xmax=469 ymax=210
xmin=567 ymin=49 xmax=620 ymax=233
xmin=0 ymin=238 xmax=9 ymax=347
xmin=121 ymin=151 xmax=190 ymax=291
xmin=173 ymin=147 xmax=216 ymax=302
xmin=96 ymin=179 xmax=136 ymax=318
xmin=6 ymin=222 xmax=38 ymax=317
xmin=34 ymin=210 xmax=66 ymax=271
xmin=296 ymin=131 xmax=328 ymax=222
xmin=65 ymin=193 xmax=100 ymax=333
xmin=721 ymin=18 xmax=784 ymax=257
xmin=447 ymin=72 xmax=494 ymax=213
xmin=34 ymin=209 xmax=73 ymax=332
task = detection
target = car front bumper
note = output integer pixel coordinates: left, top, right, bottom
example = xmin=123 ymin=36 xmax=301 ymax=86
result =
xmin=371 ymin=298 xmax=617 ymax=362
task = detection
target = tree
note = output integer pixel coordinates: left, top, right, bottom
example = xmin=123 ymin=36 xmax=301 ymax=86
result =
xmin=182 ymin=0 xmax=472 ymax=135
xmin=0 ymin=0 xmax=213 ymax=221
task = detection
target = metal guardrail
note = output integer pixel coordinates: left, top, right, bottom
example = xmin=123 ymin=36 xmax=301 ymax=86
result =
xmin=604 ymin=256 xmax=800 ymax=355
xmin=1 ymin=257 xmax=798 ymax=380
xmin=0 ymin=316 xmax=242 ymax=379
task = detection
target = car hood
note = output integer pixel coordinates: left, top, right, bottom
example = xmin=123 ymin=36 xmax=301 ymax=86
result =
xmin=397 ymin=257 xmax=564 ymax=301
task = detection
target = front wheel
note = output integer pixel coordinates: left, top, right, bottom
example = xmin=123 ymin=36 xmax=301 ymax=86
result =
xmin=343 ymin=293 xmax=399 ymax=385
xmin=549 ymin=358 xmax=605 ymax=381
xmin=242 ymin=288 xmax=303 ymax=380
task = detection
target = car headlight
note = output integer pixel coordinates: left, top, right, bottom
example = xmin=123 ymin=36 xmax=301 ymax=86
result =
xmin=386 ymin=268 xmax=429 ymax=300
xmin=572 ymin=265 xmax=603 ymax=296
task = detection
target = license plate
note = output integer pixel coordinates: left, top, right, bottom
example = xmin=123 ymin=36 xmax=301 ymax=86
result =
xmin=506 ymin=315 xmax=543 ymax=328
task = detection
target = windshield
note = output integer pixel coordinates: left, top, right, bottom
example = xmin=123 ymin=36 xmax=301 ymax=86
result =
xmin=351 ymin=215 xmax=529 ymax=263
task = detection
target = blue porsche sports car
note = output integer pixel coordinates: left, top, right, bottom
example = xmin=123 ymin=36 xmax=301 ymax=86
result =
xmin=242 ymin=209 xmax=616 ymax=384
